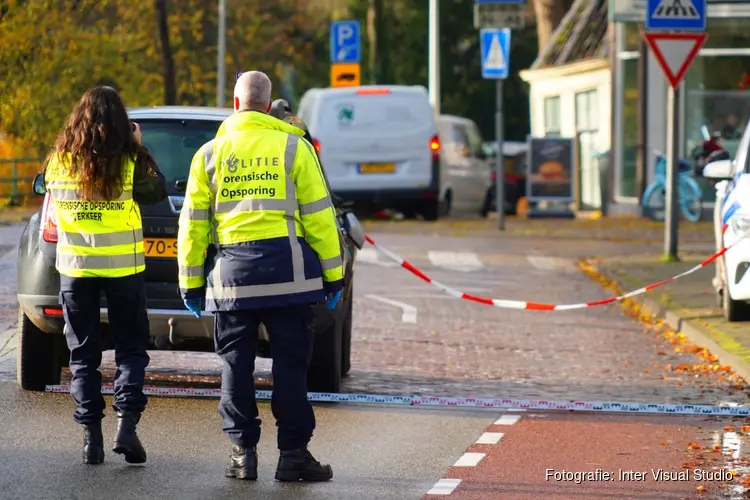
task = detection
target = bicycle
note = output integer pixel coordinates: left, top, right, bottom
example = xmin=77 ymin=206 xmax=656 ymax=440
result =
xmin=641 ymin=151 xmax=703 ymax=222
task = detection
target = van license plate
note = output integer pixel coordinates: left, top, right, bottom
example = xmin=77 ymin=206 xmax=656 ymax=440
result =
xmin=358 ymin=163 xmax=396 ymax=174
xmin=144 ymin=238 xmax=178 ymax=258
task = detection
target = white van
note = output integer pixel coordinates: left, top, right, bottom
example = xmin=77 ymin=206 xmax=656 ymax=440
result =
xmin=297 ymin=85 xmax=448 ymax=220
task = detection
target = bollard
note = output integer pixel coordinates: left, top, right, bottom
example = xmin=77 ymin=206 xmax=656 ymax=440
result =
xmin=593 ymin=150 xmax=610 ymax=217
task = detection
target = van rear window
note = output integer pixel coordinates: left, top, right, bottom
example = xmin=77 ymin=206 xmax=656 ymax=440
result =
xmin=319 ymin=95 xmax=433 ymax=133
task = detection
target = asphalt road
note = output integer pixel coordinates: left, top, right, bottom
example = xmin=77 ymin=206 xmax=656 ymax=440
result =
xmin=0 ymin=381 xmax=497 ymax=500
xmin=0 ymin=220 xmax=747 ymax=499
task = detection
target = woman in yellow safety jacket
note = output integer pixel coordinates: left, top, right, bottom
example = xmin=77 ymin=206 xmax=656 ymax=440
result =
xmin=44 ymin=86 xmax=166 ymax=465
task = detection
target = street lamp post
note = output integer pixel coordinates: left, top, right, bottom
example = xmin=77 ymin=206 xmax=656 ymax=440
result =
xmin=216 ymin=0 xmax=227 ymax=107
xmin=428 ymin=0 xmax=440 ymax=115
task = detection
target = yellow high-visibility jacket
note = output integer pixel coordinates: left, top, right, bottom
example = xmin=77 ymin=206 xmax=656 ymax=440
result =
xmin=45 ymin=153 xmax=145 ymax=278
xmin=177 ymin=111 xmax=344 ymax=311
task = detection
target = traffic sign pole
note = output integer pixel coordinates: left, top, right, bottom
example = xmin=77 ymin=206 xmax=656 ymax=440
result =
xmin=495 ymin=79 xmax=505 ymax=230
xmin=665 ymin=84 xmax=680 ymax=260
xmin=478 ymin=21 xmax=512 ymax=231
xmin=644 ymin=0 xmax=707 ymax=260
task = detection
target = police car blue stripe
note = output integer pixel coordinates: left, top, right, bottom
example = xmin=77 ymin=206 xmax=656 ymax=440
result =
xmin=723 ymin=200 xmax=741 ymax=226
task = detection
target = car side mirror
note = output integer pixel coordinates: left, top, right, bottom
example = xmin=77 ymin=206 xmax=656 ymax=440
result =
xmin=702 ymin=159 xmax=733 ymax=181
xmin=342 ymin=212 xmax=365 ymax=249
xmin=33 ymin=173 xmax=46 ymax=195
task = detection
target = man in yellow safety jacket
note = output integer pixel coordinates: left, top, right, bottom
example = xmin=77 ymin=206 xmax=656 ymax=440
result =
xmin=177 ymin=70 xmax=342 ymax=482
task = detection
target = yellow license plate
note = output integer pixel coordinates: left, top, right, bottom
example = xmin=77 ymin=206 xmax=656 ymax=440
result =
xmin=358 ymin=163 xmax=396 ymax=174
xmin=144 ymin=238 xmax=178 ymax=258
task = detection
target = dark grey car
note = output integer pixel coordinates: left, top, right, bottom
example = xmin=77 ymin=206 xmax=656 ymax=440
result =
xmin=16 ymin=106 xmax=364 ymax=394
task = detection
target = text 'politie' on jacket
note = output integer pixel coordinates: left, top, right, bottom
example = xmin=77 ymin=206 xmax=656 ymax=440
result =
xmin=177 ymin=111 xmax=345 ymax=312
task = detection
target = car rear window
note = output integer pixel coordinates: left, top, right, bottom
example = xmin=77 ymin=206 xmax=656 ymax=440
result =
xmin=136 ymin=119 xmax=222 ymax=180
xmin=317 ymin=93 xmax=433 ymax=134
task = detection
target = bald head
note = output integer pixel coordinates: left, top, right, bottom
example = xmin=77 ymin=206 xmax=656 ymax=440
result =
xmin=233 ymin=71 xmax=272 ymax=112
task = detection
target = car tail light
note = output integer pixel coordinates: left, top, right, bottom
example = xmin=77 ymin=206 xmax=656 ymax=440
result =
xmin=430 ymin=135 xmax=441 ymax=162
xmin=311 ymin=138 xmax=321 ymax=154
xmin=41 ymin=194 xmax=58 ymax=243
xmin=356 ymin=88 xmax=390 ymax=95
xmin=490 ymin=171 xmax=497 ymax=181
xmin=43 ymin=307 xmax=63 ymax=316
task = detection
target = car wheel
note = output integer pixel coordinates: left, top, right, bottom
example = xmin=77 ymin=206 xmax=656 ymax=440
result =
xmin=480 ymin=189 xmax=492 ymax=217
xmin=16 ymin=309 xmax=65 ymax=391
xmin=417 ymin=199 xmax=440 ymax=221
xmin=341 ymin=296 xmax=352 ymax=377
xmin=307 ymin=305 xmax=342 ymax=393
xmin=722 ymin=269 xmax=750 ymax=322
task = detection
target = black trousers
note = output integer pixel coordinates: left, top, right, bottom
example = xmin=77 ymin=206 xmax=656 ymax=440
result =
xmin=214 ymin=305 xmax=316 ymax=451
xmin=60 ymin=272 xmax=150 ymax=425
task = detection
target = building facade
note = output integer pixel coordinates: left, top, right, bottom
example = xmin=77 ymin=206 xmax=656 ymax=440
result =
xmin=523 ymin=0 xmax=750 ymax=215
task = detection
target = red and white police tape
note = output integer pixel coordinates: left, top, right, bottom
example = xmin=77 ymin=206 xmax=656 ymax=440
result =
xmin=364 ymin=235 xmax=728 ymax=311
xmin=44 ymin=385 xmax=749 ymax=416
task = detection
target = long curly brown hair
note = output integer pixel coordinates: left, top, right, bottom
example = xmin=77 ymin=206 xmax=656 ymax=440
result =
xmin=52 ymin=86 xmax=139 ymax=201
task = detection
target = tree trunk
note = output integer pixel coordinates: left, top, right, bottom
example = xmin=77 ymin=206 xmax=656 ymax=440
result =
xmin=532 ymin=0 xmax=567 ymax=57
xmin=154 ymin=0 xmax=176 ymax=105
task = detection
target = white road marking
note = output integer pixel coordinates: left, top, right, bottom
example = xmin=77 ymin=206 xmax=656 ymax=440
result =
xmin=365 ymin=295 xmax=418 ymax=323
xmin=357 ymin=248 xmax=398 ymax=267
xmin=475 ymin=432 xmax=504 ymax=444
xmin=494 ymin=414 xmax=521 ymax=425
xmin=506 ymin=408 xmax=527 ymax=412
xmin=453 ymin=452 xmax=486 ymax=467
xmin=426 ymin=478 xmax=461 ymax=495
xmin=428 ymin=251 xmax=483 ymax=272
xmin=526 ymin=255 xmax=576 ymax=272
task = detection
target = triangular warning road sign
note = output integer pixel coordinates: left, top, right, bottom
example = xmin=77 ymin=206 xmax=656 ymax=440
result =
xmin=485 ymin=34 xmax=506 ymax=71
xmin=652 ymin=0 xmax=699 ymax=19
xmin=642 ymin=31 xmax=708 ymax=88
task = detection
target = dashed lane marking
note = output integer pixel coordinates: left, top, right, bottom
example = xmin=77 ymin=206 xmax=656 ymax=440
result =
xmin=357 ymin=248 xmax=398 ymax=268
xmin=475 ymin=432 xmax=504 ymax=444
xmin=453 ymin=452 xmax=486 ymax=467
xmin=426 ymin=478 xmax=461 ymax=495
xmin=494 ymin=414 xmax=521 ymax=425
xmin=526 ymin=255 xmax=577 ymax=272
xmin=428 ymin=251 xmax=483 ymax=272
xmin=364 ymin=295 xmax=418 ymax=323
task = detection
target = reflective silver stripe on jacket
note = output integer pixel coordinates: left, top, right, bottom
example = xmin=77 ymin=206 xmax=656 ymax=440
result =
xmin=58 ymin=230 xmax=142 ymax=248
xmin=206 ymin=134 xmax=325 ymax=300
xmin=56 ymin=253 xmax=145 ymax=270
xmin=179 ymin=264 xmax=203 ymax=278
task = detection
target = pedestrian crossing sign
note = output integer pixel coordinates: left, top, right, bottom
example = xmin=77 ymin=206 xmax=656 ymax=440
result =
xmin=646 ymin=0 xmax=706 ymax=31
xmin=480 ymin=28 xmax=511 ymax=80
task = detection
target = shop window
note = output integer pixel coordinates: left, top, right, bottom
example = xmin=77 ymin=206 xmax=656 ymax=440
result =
xmin=543 ymin=95 xmax=561 ymax=137
xmin=575 ymin=89 xmax=598 ymax=132
xmin=618 ymin=58 xmax=638 ymax=198
xmin=684 ymin=54 xmax=750 ymax=204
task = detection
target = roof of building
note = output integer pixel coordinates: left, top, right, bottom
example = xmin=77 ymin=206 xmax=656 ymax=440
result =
xmin=530 ymin=0 xmax=608 ymax=70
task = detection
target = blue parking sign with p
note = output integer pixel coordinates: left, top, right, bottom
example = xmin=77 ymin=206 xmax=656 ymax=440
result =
xmin=330 ymin=20 xmax=361 ymax=64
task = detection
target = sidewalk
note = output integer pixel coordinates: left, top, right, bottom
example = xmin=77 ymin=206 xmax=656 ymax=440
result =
xmin=362 ymin=215 xmax=715 ymax=249
xmin=590 ymin=250 xmax=750 ymax=383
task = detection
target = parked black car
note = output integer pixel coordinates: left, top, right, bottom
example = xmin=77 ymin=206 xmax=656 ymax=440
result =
xmin=16 ymin=106 xmax=363 ymax=394
xmin=480 ymin=141 xmax=528 ymax=216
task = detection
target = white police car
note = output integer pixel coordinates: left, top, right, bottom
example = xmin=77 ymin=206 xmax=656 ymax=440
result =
xmin=704 ymin=150 xmax=750 ymax=321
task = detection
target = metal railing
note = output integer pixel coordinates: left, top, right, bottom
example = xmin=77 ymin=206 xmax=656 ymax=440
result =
xmin=0 ymin=158 xmax=44 ymax=206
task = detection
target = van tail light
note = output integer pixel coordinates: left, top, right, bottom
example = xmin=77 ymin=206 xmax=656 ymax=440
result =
xmin=41 ymin=194 xmax=58 ymax=243
xmin=43 ymin=307 xmax=64 ymax=316
xmin=430 ymin=135 xmax=441 ymax=162
xmin=356 ymin=88 xmax=390 ymax=95
xmin=311 ymin=138 xmax=321 ymax=154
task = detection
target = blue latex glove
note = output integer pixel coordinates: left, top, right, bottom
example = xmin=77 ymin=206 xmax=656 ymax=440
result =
xmin=326 ymin=290 xmax=342 ymax=310
xmin=184 ymin=298 xmax=203 ymax=318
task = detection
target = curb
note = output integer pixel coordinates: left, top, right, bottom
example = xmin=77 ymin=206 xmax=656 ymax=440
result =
xmin=594 ymin=265 xmax=750 ymax=384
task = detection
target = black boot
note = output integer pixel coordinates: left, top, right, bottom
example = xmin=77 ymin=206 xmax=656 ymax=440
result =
xmin=275 ymin=448 xmax=333 ymax=482
xmin=82 ymin=422 xmax=104 ymax=465
xmin=113 ymin=411 xmax=147 ymax=464
xmin=225 ymin=445 xmax=258 ymax=480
